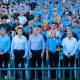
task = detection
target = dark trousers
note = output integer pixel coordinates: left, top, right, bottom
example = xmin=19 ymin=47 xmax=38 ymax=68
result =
xmin=14 ymin=50 xmax=25 ymax=80
xmin=48 ymin=51 xmax=59 ymax=79
xmin=63 ymin=54 xmax=75 ymax=79
xmin=0 ymin=53 xmax=10 ymax=76
xmin=78 ymin=52 xmax=80 ymax=67
xmin=30 ymin=50 xmax=42 ymax=80
xmin=43 ymin=52 xmax=46 ymax=66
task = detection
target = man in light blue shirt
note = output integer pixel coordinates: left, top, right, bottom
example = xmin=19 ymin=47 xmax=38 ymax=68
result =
xmin=0 ymin=27 xmax=11 ymax=79
xmin=33 ymin=16 xmax=41 ymax=27
xmin=46 ymin=30 xmax=62 ymax=79
xmin=11 ymin=27 xmax=28 ymax=80
xmin=28 ymin=27 xmax=45 ymax=80
xmin=62 ymin=31 xmax=77 ymax=79
xmin=72 ymin=21 xmax=80 ymax=39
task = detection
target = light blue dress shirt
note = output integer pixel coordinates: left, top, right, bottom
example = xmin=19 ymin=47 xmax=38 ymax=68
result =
xmin=28 ymin=34 xmax=45 ymax=53
xmin=33 ymin=21 xmax=41 ymax=27
xmin=11 ymin=35 xmax=28 ymax=56
xmin=0 ymin=34 xmax=11 ymax=53
xmin=46 ymin=37 xmax=61 ymax=52
xmin=78 ymin=40 xmax=80 ymax=49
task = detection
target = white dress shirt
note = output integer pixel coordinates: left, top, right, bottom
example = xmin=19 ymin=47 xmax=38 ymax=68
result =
xmin=18 ymin=16 xmax=27 ymax=25
xmin=62 ymin=37 xmax=77 ymax=56
xmin=11 ymin=35 xmax=28 ymax=56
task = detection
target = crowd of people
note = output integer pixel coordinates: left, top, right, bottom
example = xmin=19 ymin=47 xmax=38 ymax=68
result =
xmin=0 ymin=0 xmax=80 ymax=80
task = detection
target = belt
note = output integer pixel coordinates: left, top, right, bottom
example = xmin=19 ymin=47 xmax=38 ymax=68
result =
xmin=31 ymin=49 xmax=42 ymax=51
xmin=49 ymin=51 xmax=56 ymax=54
xmin=14 ymin=49 xmax=24 ymax=51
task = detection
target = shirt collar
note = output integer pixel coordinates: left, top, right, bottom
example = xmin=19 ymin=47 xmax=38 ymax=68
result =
xmin=33 ymin=34 xmax=39 ymax=37
xmin=67 ymin=37 xmax=73 ymax=40
xmin=51 ymin=37 xmax=56 ymax=40
xmin=17 ymin=35 xmax=23 ymax=39
xmin=1 ymin=34 xmax=6 ymax=37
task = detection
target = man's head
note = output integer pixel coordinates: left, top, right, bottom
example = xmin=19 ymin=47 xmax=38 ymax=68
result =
xmin=15 ymin=18 xmax=19 ymax=24
xmin=0 ymin=27 xmax=6 ymax=35
xmin=33 ymin=27 xmax=39 ymax=35
xmin=51 ymin=30 xmax=56 ymax=38
xmin=67 ymin=25 xmax=72 ymax=31
xmin=67 ymin=31 xmax=73 ymax=39
xmin=28 ymin=20 xmax=33 ymax=25
xmin=20 ymin=12 xmax=24 ymax=16
xmin=38 ymin=25 xmax=42 ymax=33
xmin=36 ymin=5 xmax=40 ymax=10
xmin=34 ymin=16 xmax=38 ymax=21
xmin=17 ymin=27 xmax=23 ymax=36
xmin=52 ymin=22 xmax=56 ymax=30
xmin=3 ymin=19 xmax=7 ymax=24
xmin=74 ymin=21 xmax=78 ymax=28
xmin=44 ymin=7 xmax=48 ymax=13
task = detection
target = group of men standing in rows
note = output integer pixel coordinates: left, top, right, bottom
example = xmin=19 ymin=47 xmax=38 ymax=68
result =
xmin=0 ymin=25 xmax=80 ymax=80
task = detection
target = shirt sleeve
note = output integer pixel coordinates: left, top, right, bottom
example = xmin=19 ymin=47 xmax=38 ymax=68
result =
xmin=78 ymin=40 xmax=80 ymax=49
xmin=24 ymin=17 xmax=27 ymax=23
xmin=62 ymin=39 xmax=68 ymax=56
xmin=4 ymin=36 xmax=11 ymax=53
xmin=46 ymin=39 xmax=49 ymax=47
xmin=28 ymin=35 xmax=31 ymax=53
xmin=71 ymin=39 xmax=78 ymax=56
xmin=25 ymin=38 xmax=28 ymax=56
xmin=42 ymin=36 xmax=45 ymax=54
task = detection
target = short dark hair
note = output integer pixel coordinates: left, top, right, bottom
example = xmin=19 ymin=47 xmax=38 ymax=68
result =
xmin=15 ymin=18 xmax=19 ymax=20
xmin=38 ymin=25 xmax=42 ymax=28
xmin=18 ymin=27 xmax=23 ymax=31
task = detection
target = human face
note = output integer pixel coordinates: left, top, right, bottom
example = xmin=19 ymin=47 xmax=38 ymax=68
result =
xmin=28 ymin=28 xmax=32 ymax=33
xmin=52 ymin=24 xmax=56 ymax=30
xmin=18 ymin=29 xmax=23 ymax=36
xmin=33 ymin=28 xmax=38 ymax=35
xmin=38 ymin=27 xmax=42 ymax=33
xmin=52 ymin=32 xmax=56 ymax=38
xmin=67 ymin=26 xmax=71 ymax=31
xmin=74 ymin=22 xmax=78 ymax=28
xmin=34 ymin=16 xmax=38 ymax=21
xmin=67 ymin=32 xmax=72 ymax=39
xmin=0 ymin=30 xmax=6 ymax=35
xmin=15 ymin=19 xmax=19 ymax=24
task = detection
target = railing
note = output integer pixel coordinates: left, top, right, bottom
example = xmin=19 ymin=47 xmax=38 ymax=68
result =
xmin=0 ymin=51 xmax=79 ymax=80
xmin=0 ymin=67 xmax=80 ymax=80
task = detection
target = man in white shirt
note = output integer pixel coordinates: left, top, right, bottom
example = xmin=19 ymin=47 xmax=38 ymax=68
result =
xmin=62 ymin=31 xmax=77 ymax=79
xmin=18 ymin=12 xmax=27 ymax=25
xmin=11 ymin=27 xmax=28 ymax=80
